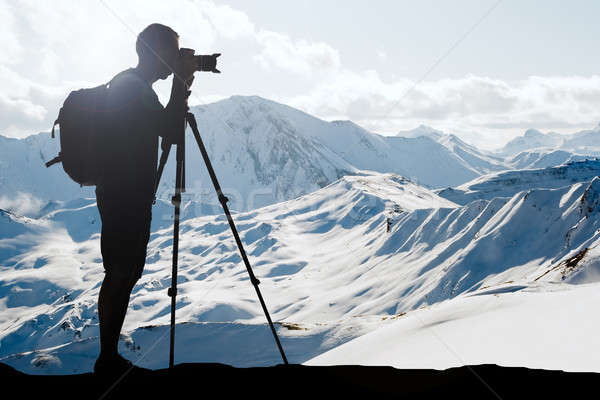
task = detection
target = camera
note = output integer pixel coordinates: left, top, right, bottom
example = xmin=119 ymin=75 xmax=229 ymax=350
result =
xmin=178 ymin=48 xmax=220 ymax=73
xmin=194 ymin=54 xmax=221 ymax=73
xmin=179 ymin=48 xmax=220 ymax=73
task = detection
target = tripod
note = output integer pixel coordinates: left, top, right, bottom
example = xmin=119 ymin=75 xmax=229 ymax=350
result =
xmin=155 ymin=111 xmax=289 ymax=369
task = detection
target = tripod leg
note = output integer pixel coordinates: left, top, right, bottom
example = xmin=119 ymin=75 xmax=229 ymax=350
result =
xmin=154 ymin=141 xmax=172 ymax=204
xmin=168 ymin=139 xmax=185 ymax=369
xmin=186 ymin=112 xmax=289 ymax=365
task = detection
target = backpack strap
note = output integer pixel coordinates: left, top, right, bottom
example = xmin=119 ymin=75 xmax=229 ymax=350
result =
xmin=51 ymin=117 xmax=59 ymax=138
xmin=45 ymin=153 xmax=62 ymax=168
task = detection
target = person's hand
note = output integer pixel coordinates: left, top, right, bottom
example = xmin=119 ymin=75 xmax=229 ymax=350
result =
xmin=176 ymin=48 xmax=197 ymax=82
xmin=185 ymin=75 xmax=194 ymax=94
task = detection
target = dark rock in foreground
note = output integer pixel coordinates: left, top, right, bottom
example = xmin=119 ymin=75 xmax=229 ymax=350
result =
xmin=1 ymin=362 xmax=596 ymax=399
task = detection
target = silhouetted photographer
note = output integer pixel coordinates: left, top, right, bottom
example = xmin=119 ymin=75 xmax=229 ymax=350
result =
xmin=92 ymin=23 xmax=218 ymax=376
xmin=47 ymin=22 xmax=286 ymax=377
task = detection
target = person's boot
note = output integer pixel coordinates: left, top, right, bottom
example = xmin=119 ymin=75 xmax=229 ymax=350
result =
xmin=93 ymin=353 xmax=150 ymax=378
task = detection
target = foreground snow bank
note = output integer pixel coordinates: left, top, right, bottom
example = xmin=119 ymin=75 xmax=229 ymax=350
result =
xmin=306 ymin=282 xmax=600 ymax=372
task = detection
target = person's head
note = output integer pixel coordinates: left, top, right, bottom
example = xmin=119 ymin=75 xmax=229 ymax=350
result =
xmin=136 ymin=23 xmax=179 ymax=81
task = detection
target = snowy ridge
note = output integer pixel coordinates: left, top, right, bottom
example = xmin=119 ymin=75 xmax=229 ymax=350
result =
xmin=507 ymin=149 xmax=594 ymax=170
xmin=437 ymin=159 xmax=600 ymax=205
xmin=373 ymin=177 xmax=600 ymax=308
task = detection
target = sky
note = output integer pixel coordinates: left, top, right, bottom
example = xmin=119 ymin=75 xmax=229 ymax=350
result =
xmin=2 ymin=0 xmax=600 ymax=149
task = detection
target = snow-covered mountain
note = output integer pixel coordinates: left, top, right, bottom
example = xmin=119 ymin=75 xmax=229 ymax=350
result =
xmin=399 ymin=124 xmax=600 ymax=171
xmin=436 ymin=159 xmax=600 ymax=205
xmin=436 ymin=133 xmax=506 ymax=173
xmin=5 ymin=96 xmax=600 ymax=375
xmin=499 ymin=128 xmax=565 ymax=155
xmin=562 ymin=125 xmax=600 ymax=152
xmin=3 ymin=159 xmax=600 ymax=373
xmin=397 ymin=124 xmax=446 ymax=140
xmin=397 ymin=125 xmax=506 ymax=175
xmin=507 ymin=149 xmax=592 ymax=170
xmin=4 ymin=96 xmax=587 ymax=218
xmin=132 ymin=97 xmax=521 ymax=199
xmin=499 ymin=125 xmax=600 ymax=156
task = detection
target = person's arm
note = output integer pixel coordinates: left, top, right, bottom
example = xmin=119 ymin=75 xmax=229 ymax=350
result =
xmin=157 ymin=49 xmax=198 ymax=145
xmin=157 ymin=76 xmax=192 ymax=145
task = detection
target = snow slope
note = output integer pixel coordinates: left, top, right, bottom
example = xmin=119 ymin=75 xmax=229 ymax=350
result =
xmin=306 ymin=281 xmax=600 ymax=372
xmin=0 ymin=172 xmax=454 ymax=372
xmin=3 ymin=162 xmax=600 ymax=374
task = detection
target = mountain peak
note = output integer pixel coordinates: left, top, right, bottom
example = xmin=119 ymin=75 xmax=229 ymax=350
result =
xmin=229 ymin=94 xmax=267 ymax=101
xmin=208 ymin=95 xmax=280 ymax=110
xmin=397 ymin=125 xmax=445 ymax=140
xmin=524 ymin=128 xmax=543 ymax=137
xmin=331 ymin=120 xmax=355 ymax=126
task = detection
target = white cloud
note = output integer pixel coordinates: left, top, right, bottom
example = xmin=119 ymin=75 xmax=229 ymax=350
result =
xmin=286 ymin=72 xmax=600 ymax=149
xmin=254 ymin=30 xmax=341 ymax=77
xmin=0 ymin=0 xmax=343 ymax=137
xmin=2 ymin=0 xmax=600 ymax=150
xmin=0 ymin=64 xmax=75 ymax=135
xmin=0 ymin=95 xmax=46 ymax=135
xmin=0 ymin=3 xmax=23 ymax=65
xmin=0 ymin=0 xmax=222 ymax=137
xmin=199 ymin=0 xmax=255 ymax=39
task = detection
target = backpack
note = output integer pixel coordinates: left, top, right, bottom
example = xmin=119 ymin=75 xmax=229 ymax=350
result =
xmin=45 ymin=71 xmax=129 ymax=186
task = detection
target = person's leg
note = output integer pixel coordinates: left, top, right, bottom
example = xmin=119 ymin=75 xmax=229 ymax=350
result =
xmin=94 ymin=189 xmax=152 ymax=368
xmin=97 ymin=271 xmax=137 ymax=360
xmin=96 ymin=214 xmax=151 ymax=363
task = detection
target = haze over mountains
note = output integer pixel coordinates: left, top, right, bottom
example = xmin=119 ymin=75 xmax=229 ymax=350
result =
xmin=499 ymin=125 xmax=600 ymax=155
xmin=2 ymin=95 xmax=600 ymax=374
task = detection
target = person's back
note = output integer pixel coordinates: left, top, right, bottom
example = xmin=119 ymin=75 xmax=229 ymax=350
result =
xmin=99 ymin=68 xmax=162 ymax=201
xmin=94 ymin=70 xmax=159 ymax=362
xmin=93 ymin=23 xmax=197 ymax=377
